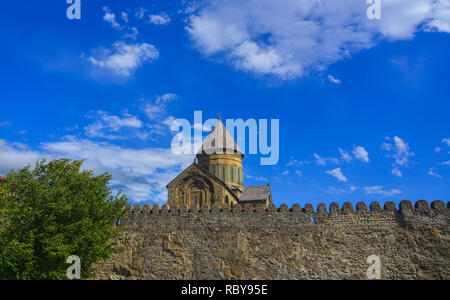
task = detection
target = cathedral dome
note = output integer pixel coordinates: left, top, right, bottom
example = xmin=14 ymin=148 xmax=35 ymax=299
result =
xmin=196 ymin=118 xmax=244 ymax=190
xmin=197 ymin=118 xmax=243 ymax=156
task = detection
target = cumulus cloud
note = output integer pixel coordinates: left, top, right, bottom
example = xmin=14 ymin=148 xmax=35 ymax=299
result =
xmin=286 ymin=158 xmax=310 ymax=167
xmin=442 ymin=138 xmax=450 ymax=147
xmin=141 ymin=93 xmax=179 ymax=120
xmin=135 ymin=7 xmax=147 ymax=20
xmin=185 ymin=0 xmax=450 ymax=78
xmin=339 ymin=148 xmax=352 ymax=163
xmin=382 ymin=136 xmax=414 ymax=176
xmin=0 ymin=136 xmax=193 ymax=204
xmin=326 ymin=167 xmax=348 ymax=182
xmin=392 ymin=167 xmax=402 ymax=178
xmin=87 ymin=41 xmax=159 ymax=77
xmin=428 ymin=168 xmax=442 ymax=179
xmin=156 ymin=93 xmax=179 ymax=104
xmin=313 ymin=153 xmax=340 ymax=166
xmin=121 ymin=12 xmax=129 ymax=23
xmin=103 ymin=7 xmax=120 ymax=29
xmin=0 ymin=121 xmax=12 ymax=128
xmin=149 ymin=12 xmax=171 ymax=25
xmin=326 ymin=185 xmax=357 ymax=195
xmin=84 ymin=111 xmax=143 ymax=140
xmin=0 ymin=140 xmax=41 ymax=175
xmin=40 ymin=138 xmax=193 ymax=204
xmin=246 ymin=173 xmax=268 ymax=182
xmin=328 ymin=75 xmax=342 ymax=85
xmin=364 ymin=186 xmax=402 ymax=197
xmin=352 ymin=146 xmax=370 ymax=163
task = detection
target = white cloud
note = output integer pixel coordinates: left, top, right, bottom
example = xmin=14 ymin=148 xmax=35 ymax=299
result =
xmin=339 ymin=148 xmax=352 ymax=163
xmin=326 ymin=167 xmax=348 ymax=182
xmin=423 ymin=0 xmax=450 ymax=33
xmin=156 ymin=93 xmax=179 ymax=104
xmin=142 ymin=93 xmax=179 ymax=120
xmin=84 ymin=111 xmax=143 ymax=140
xmin=326 ymin=185 xmax=356 ymax=195
xmin=0 ymin=140 xmax=42 ymax=175
xmin=327 ymin=75 xmax=342 ymax=85
xmin=142 ymin=103 xmax=165 ymax=120
xmin=364 ymin=186 xmax=402 ymax=197
xmin=294 ymin=170 xmax=302 ymax=177
xmin=103 ymin=7 xmax=120 ymax=29
xmin=435 ymin=146 xmax=442 ymax=153
xmin=442 ymin=138 xmax=450 ymax=147
xmin=135 ymin=7 xmax=147 ymax=20
xmin=382 ymin=136 xmax=414 ymax=176
xmin=246 ymin=174 xmax=268 ymax=182
xmin=286 ymin=158 xmax=310 ymax=167
xmin=0 ymin=121 xmax=12 ymax=128
xmin=352 ymin=145 xmax=370 ymax=163
xmin=124 ymin=27 xmax=140 ymax=40
xmin=428 ymin=168 xmax=442 ymax=179
xmin=392 ymin=137 xmax=413 ymax=166
xmin=392 ymin=167 xmax=402 ymax=178
xmin=313 ymin=153 xmax=340 ymax=166
xmin=442 ymin=160 xmax=450 ymax=165
xmin=149 ymin=12 xmax=171 ymax=25
xmin=185 ymin=0 xmax=449 ymax=79
xmin=121 ymin=12 xmax=129 ymax=23
xmin=40 ymin=137 xmax=193 ymax=204
xmin=87 ymin=41 xmax=159 ymax=77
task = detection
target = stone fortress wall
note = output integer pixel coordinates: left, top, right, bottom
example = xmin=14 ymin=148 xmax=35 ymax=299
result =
xmin=92 ymin=200 xmax=449 ymax=280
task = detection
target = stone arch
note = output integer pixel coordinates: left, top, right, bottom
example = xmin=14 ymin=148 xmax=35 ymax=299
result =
xmin=180 ymin=174 xmax=216 ymax=208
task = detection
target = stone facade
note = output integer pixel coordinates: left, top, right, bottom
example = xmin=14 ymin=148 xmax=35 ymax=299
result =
xmin=166 ymin=163 xmax=240 ymax=209
xmin=92 ymin=200 xmax=449 ymax=280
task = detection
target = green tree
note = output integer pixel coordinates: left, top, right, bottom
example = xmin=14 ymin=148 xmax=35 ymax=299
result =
xmin=0 ymin=159 xmax=127 ymax=280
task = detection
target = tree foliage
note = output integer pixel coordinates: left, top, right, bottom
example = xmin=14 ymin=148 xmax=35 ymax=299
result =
xmin=0 ymin=159 xmax=127 ymax=280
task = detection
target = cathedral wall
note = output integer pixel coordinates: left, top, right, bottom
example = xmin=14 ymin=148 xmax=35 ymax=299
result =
xmin=92 ymin=200 xmax=449 ymax=280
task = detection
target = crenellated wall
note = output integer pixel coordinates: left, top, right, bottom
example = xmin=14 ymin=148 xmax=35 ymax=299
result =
xmin=92 ymin=200 xmax=449 ymax=280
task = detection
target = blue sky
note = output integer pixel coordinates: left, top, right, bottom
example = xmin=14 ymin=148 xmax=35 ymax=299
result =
xmin=0 ymin=0 xmax=449 ymax=207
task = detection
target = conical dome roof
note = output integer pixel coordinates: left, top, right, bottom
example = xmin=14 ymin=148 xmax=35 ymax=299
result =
xmin=197 ymin=118 xmax=243 ymax=155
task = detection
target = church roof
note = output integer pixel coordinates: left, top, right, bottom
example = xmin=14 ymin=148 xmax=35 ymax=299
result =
xmin=239 ymin=185 xmax=271 ymax=202
xmin=165 ymin=162 xmax=240 ymax=201
xmin=197 ymin=118 xmax=243 ymax=155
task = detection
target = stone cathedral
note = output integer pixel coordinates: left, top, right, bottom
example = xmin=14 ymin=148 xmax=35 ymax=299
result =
xmin=166 ymin=117 xmax=272 ymax=209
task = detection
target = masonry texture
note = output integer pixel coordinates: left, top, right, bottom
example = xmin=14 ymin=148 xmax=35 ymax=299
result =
xmin=92 ymin=200 xmax=449 ymax=280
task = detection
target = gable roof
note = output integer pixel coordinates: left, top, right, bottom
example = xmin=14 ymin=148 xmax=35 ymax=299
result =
xmin=239 ymin=185 xmax=271 ymax=202
xmin=166 ymin=163 xmax=240 ymax=201
xmin=197 ymin=118 xmax=243 ymax=155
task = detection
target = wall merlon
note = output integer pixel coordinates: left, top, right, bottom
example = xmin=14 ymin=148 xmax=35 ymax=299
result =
xmin=370 ymin=201 xmax=382 ymax=212
xmin=317 ymin=203 xmax=327 ymax=214
xmin=356 ymin=202 xmax=368 ymax=212
xmin=383 ymin=201 xmax=395 ymax=212
xmin=123 ymin=200 xmax=448 ymax=219
xmin=430 ymin=200 xmax=445 ymax=210
xmin=342 ymin=202 xmax=354 ymax=212
xmin=415 ymin=199 xmax=430 ymax=212
xmin=400 ymin=200 xmax=414 ymax=211
xmin=329 ymin=202 xmax=340 ymax=213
